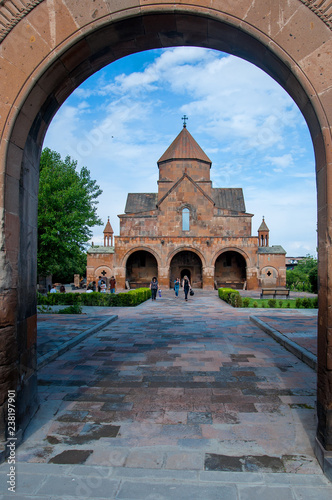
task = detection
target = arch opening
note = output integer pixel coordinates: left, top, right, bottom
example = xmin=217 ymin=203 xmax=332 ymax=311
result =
xmin=1 ymin=3 xmax=331 ymax=459
xmin=126 ymin=250 xmax=158 ymax=288
xmin=215 ymin=251 xmax=247 ymax=290
xmin=170 ymin=251 xmax=202 ymax=288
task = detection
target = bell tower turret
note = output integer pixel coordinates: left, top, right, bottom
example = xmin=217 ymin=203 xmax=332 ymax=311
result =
xmin=258 ymin=217 xmax=269 ymax=247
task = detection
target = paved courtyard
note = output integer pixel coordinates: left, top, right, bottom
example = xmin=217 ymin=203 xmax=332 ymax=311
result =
xmin=1 ymin=290 xmax=331 ymax=499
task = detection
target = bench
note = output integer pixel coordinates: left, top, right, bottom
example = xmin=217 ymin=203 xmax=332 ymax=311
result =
xmin=260 ymin=288 xmax=290 ymax=299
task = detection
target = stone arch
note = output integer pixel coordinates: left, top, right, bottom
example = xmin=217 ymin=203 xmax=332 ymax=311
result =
xmin=166 ymin=246 xmax=207 ymax=269
xmin=212 ymin=247 xmax=250 ymax=269
xmin=94 ymin=265 xmax=112 ymax=278
xmin=125 ymin=249 xmax=159 ymax=288
xmin=214 ymin=250 xmax=248 ymax=290
xmin=93 ymin=265 xmax=113 ymax=287
xmin=259 ymin=266 xmax=280 ymax=288
xmin=169 ymin=249 xmax=204 ymax=288
xmin=0 ymin=0 xmax=331 ymax=461
xmin=120 ymin=246 xmax=162 ymax=270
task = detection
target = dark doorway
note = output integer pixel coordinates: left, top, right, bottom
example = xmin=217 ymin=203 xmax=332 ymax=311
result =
xmin=126 ymin=250 xmax=158 ymax=288
xmin=170 ymin=251 xmax=202 ymax=288
xmin=215 ymin=251 xmax=246 ymax=289
xmin=180 ymin=269 xmax=191 ymax=282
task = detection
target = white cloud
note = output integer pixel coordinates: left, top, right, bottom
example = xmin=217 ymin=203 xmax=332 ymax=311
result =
xmin=265 ymin=153 xmax=294 ymax=170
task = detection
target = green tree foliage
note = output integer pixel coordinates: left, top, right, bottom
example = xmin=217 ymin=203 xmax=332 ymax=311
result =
xmin=286 ymin=256 xmax=318 ymax=293
xmin=38 ymin=148 xmax=103 ymax=282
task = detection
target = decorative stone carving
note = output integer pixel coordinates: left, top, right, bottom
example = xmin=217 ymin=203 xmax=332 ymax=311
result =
xmin=0 ymin=0 xmax=331 ymax=45
xmin=0 ymin=0 xmax=45 ymax=43
xmin=300 ymin=1 xmax=332 ymax=29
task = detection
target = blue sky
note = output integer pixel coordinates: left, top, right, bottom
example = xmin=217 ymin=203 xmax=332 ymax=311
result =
xmin=44 ymin=47 xmax=317 ymax=257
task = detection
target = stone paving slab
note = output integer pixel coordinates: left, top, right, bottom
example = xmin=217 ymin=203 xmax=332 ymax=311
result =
xmin=0 ymin=464 xmax=331 ymax=499
xmin=37 ymin=312 xmax=118 ymax=368
xmin=1 ymin=290 xmax=330 ymax=498
xmin=250 ymin=311 xmax=317 ymax=371
xmin=252 ymin=312 xmax=317 ymax=355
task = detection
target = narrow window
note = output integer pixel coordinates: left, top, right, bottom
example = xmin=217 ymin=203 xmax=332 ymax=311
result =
xmin=182 ymin=208 xmax=190 ymax=231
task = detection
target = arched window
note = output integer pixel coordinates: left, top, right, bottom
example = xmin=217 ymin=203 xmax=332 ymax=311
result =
xmin=182 ymin=208 xmax=190 ymax=231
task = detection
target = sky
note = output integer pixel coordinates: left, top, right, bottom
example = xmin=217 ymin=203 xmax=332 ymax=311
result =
xmin=44 ymin=47 xmax=317 ymax=257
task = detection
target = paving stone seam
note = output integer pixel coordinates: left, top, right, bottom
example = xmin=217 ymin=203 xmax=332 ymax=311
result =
xmin=37 ymin=315 xmax=118 ymax=369
xmin=249 ymin=315 xmax=317 ymax=371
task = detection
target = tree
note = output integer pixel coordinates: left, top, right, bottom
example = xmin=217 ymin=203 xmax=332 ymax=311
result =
xmin=286 ymin=255 xmax=318 ymax=293
xmin=38 ymin=148 xmax=103 ymax=282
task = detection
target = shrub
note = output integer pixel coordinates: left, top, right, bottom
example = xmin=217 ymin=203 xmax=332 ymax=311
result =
xmin=218 ymin=288 xmax=240 ymax=304
xmin=286 ymin=302 xmax=291 ymax=308
xmin=243 ymin=297 xmax=250 ymax=308
xmin=58 ymin=304 xmax=82 ymax=314
xmin=261 ymin=302 xmax=266 ymax=308
xmin=253 ymin=301 xmax=258 ymax=308
xmin=312 ymin=297 xmax=318 ymax=308
xmin=37 ymin=304 xmax=53 ymax=313
xmin=301 ymin=297 xmax=312 ymax=309
xmin=278 ymin=300 xmax=283 ymax=308
xmin=235 ymin=294 xmax=242 ymax=308
xmin=37 ymin=288 xmax=151 ymax=307
xmin=268 ymin=299 xmax=276 ymax=308
xmin=230 ymin=293 xmax=237 ymax=307
xmin=295 ymin=298 xmax=302 ymax=308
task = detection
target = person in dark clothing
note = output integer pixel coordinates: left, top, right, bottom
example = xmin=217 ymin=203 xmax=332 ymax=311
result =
xmin=182 ymin=275 xmax=191 ymax=301
xmin=150 ymin=277 xmax=159 ymax=300
xmin=109 ymin=276 xmax=116 ymax=293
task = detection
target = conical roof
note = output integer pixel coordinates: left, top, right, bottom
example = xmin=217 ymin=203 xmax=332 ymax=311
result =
xmin=158 ymin=127 xmax=211 ymax=165
xmin=103 ymin=217 xmax=114 ymax=234
xmin=258 ymin=217 xmax=269 ymax=232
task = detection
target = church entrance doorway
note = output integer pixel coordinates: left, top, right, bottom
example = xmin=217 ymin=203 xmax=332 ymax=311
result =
xmin=215 ymin=251 xmax=246 ymax=290
xmin=170 ymin=251 xmax=202 ymax=288
xmin=180 ymin=269 xmax=191 ymax=282
xmin=126 ymin=250 xmax=158 ymax=289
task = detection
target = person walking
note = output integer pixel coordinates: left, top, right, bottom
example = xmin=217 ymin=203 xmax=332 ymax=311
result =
xmin=150 ymin=277 xmax=159 ymax=301
xmin=174 ymin=278 xmax=180 ymax=297
xmin=182 ymin=275 xmax=191 ymax=301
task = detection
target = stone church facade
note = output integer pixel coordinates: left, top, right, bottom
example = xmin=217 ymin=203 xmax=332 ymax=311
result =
xmin=87 ymin=125 xmax=286 ymax=290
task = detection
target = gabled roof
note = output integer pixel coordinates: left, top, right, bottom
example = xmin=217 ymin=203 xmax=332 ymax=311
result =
xmin=258 ymin=217 xmax=269 ymax=232
xmin=124 ymin=193 xmax=158 ymax=214
xmin=158 ymin=127 xmax=211 ymax=165
xmin=157 ymin=173 xmax=215 ymax=207
xmin=212 ymin=188 xmax=246 ymax=212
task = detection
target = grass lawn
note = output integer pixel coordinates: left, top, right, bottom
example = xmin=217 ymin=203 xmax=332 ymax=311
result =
xmin=242 ymin=297 xmax=317 ymax=309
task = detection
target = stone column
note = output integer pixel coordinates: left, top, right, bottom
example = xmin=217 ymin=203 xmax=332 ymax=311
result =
xmin=316 ymin=138 xmax=332 ymax=467
xmin=158 ymin=267 xmax=169 ymax=289
xmin=246 ymin=267 xmax=259 ymax=290
xmin=202 ymin=266 xmax=215 ymax=289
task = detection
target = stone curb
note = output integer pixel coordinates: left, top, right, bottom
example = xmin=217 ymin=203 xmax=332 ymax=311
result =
xmin=249 ymin=315 xmax=317 ymax=371
xmin=37 ymin=315 xmax=118 ymax=369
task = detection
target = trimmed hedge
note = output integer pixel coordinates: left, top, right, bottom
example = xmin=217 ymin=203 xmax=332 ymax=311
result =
xmin=37 ymin=288 xmax=152 ymax=307
xmin=218 ymin=288 xmax=241 ymax=307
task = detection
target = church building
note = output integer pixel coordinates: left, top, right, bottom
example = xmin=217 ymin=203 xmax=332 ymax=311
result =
xmin=87 ymin=123 xmax=286 ymax=290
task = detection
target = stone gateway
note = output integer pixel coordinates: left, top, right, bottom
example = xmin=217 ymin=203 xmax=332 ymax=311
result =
xmin=87 ymin=125 xmax=286 ymax=291
xmin=0 ymin=0 xmax=331 ymax=474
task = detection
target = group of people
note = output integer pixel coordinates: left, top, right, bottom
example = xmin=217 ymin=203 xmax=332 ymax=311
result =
xmin=86 ymin=276 xmax=117 ymax=293
xmin=150 ymin=276 xmax=193 ymax=301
